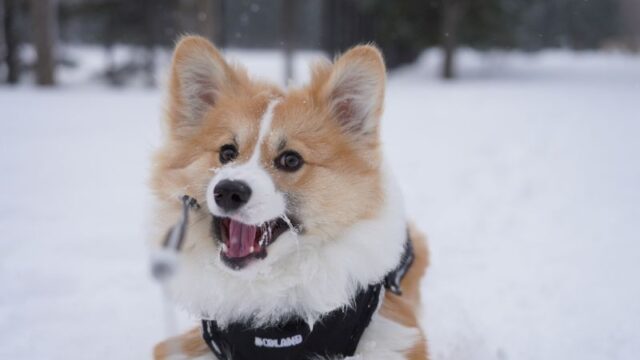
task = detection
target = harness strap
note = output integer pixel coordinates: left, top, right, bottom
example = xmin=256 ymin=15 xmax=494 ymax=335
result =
xmin=202 ymin=284 xmax=382 ymax=360
xmin=384 ymin=234 xmax=415 ymax=295
xmin=202 ymin=234 xmax=414 ymax=360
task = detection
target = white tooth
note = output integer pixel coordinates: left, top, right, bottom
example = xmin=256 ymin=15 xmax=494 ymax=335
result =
xmin=259 ymin=231 xmax=269 ymax=246
xmin=222 ymin=243 xmax=228 ymax=253
xmin=249 ymin=246 xmax=255 ymax=253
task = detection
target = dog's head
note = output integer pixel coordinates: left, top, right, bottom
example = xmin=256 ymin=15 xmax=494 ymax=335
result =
xmin=150 ymin=37 xmax=405 ymax=323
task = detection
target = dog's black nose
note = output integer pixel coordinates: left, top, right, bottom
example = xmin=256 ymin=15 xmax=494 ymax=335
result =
xmin=213 ymin=180 xmax=252 ymax=211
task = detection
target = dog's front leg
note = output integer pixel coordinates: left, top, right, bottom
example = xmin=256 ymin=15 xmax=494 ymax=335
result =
xmin=154 ymin=327 xmax=214 ymax=360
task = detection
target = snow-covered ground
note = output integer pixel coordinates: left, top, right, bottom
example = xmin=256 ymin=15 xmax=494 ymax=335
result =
xmin=1 ymin=49 xmax=639 ymax=360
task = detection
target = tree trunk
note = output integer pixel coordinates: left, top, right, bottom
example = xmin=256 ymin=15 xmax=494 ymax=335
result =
xmin=282 ymin=0 xmax=295 ymax=85
xmin=621 ymin=0 xmax=640 ymax=52
xmin=2 ymin=0 xmax=20 ymax=84
xmin=196 ymin=0 xmax=224 ymax=46
xmin=180 ymin=0 xmax=225 ymax=46
xmin=142 ymin=0 xmax=155 ymax=87
xmin=30 ymin=0 xmax=57 ymax=86
xmin=441 ymin=0 xmax=464 ymax=80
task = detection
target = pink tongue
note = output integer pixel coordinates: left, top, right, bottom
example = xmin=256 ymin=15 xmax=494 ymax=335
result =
xmin=227 ymin=220 xmax=257 ymax=258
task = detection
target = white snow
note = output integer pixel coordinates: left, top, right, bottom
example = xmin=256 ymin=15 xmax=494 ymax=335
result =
xmin=1 ymin=48 xmax=639 ymax=360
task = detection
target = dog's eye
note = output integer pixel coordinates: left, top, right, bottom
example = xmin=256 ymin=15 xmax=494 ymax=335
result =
xmin=219 ymin=144 xmax=238 ymax=164
xmin=275 ymin=151 xmax=303 ymax=172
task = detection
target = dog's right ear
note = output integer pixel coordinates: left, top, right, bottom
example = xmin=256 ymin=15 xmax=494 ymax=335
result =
xmin=167 ymin=36 xmax=233 ymax=138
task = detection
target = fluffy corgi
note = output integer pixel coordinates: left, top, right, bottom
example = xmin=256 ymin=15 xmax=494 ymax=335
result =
xmin=150 ymin=36 xmax=429 ymax=360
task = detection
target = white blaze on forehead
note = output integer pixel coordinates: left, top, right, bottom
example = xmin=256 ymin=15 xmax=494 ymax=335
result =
xmin=249 ymin=99 xmax=279 ymax=164
xmin=206 ymin=99 xmax=285 ymax=225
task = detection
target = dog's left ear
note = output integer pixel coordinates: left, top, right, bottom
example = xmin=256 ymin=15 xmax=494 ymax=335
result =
xmin=317 ymin=45 xmax=386 ymax=139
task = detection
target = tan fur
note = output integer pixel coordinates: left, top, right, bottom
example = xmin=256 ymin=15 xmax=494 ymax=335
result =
xmin=151 ymin=36 xmax=430 ymax=359
xmin=271 ymin=46 xmax=387 ymax=232
xmin=153 ymin=327 xmax=209 ymax=359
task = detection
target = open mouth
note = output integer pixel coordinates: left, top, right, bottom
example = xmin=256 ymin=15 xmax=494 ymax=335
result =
xmin=212 ymin=216 xmax=297 ymax=270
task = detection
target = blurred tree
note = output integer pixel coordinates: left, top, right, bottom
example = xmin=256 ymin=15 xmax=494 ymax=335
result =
xmin=282 ymin=0 xmax=295 ymax=84
xmin=458 ymin=0 xmax=510 ymax=48
xmin=179 ymin=0 xmax=225 ymax=46
xmin=44 ymin=0 xmax=629 ymax=86
xmin=198 ymin=0 xmax=225 ymax=46
xmin=365 ymin=0 xmax=441 ymax=68
xmin=441 ymin=0 xmax=467 ymax=79
xmin=98 ymin=0 xmax=177 ymax=86
xmin=620 ymin=0 xmax=640 ymax=51
xmin=324 ymin=0 xmax=371 ymax=54
xmin=324 ymin=0 xmax=440 ymax=69
xmin=440 ymin=0 xmax=622 ymax=77
xmin=30 ymin=0 xmax=58 ymax=85
xmin=141 ymin=0 xmax=156 ymax=87
xmin=2 ymin=0 xmax=20 ymax=84
xmin=503 ymin=0 xmax=620 ymax=50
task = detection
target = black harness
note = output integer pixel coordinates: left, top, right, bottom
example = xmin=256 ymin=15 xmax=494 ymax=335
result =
xmin=201 ymin=236 xmax=415 ymax=360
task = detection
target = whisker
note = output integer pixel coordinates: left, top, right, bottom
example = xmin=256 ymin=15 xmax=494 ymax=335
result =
xmin=280 ymin=214 xmax=301 ymax=258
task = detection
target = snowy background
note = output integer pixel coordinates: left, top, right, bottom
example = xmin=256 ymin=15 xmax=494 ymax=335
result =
xmin=1 ymin=49 xmax=640 ymax=360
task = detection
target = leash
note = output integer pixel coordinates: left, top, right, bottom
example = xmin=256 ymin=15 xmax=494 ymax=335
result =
xmin=150 ymin=195 xmax=200 ymax=351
